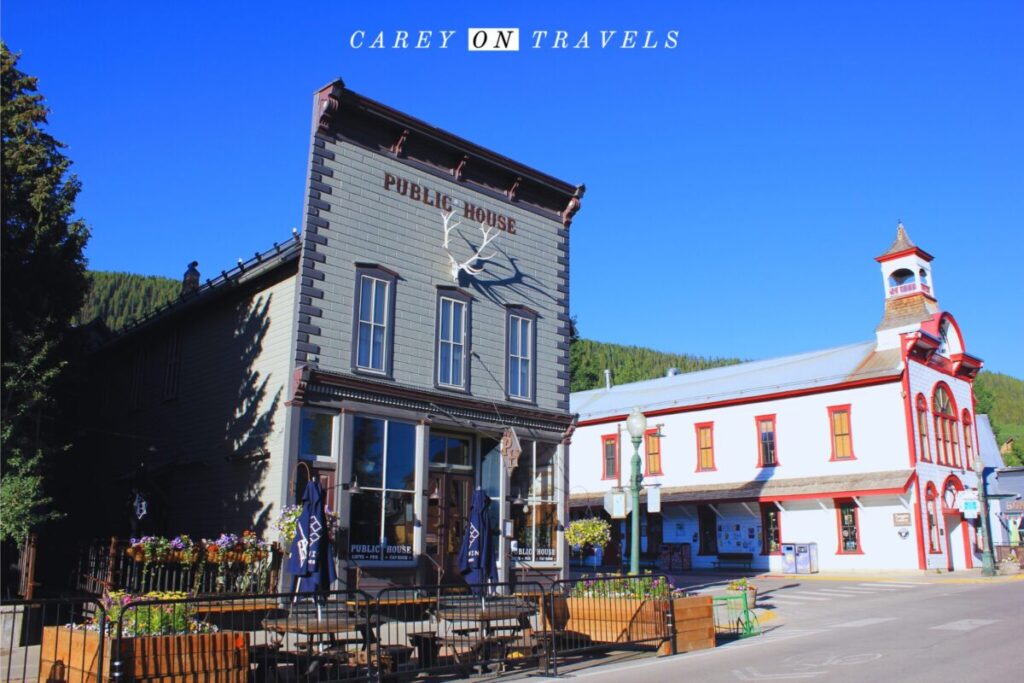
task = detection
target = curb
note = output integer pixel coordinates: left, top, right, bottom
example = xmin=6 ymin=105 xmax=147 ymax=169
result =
xmin=759 ymin=572 xmax=1024 ymax=585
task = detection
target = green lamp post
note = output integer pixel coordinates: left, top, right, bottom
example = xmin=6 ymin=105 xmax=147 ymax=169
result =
xmin=973 ymin=457 xmax=996 ymax=577
xmin=625 ymin=406 xmax=647 ymax=576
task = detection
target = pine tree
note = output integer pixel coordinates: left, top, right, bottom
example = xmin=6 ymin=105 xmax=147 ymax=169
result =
xmin=1 ymin=44 xmax=91 ymax=545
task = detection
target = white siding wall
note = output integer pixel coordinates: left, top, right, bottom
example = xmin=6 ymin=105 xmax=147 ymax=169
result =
xmin=571 ymin=380 xmax=925 ymax=571
xmin=907 ymin=360 xmax=981 ymax=571
xmin=574 ymin=381 xmax=907 ymax=494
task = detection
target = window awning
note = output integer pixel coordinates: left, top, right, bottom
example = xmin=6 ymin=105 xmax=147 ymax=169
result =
xmin=570 ymin=470 xmax=914 ymax=507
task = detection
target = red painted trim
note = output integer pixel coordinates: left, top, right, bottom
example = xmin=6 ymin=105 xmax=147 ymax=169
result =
xmin=577 ymin=375 xmax=901 ymax=428
xmin=643 ymin=428 xmax=663 ymax=477
xmin=961 ymin=517 xmax=974 ymax=569
xmin=901 ymin=339 xmax=917 ymax=468
xmin=600 ymin=433 xmax=619 ymax=481
xmin=875 ymin=246 xmax=934 ymax=263
xmin=912 ymin=475 xmax=927 ymax=569
xmin=932 ymin=382 xmax=961 ymax=467
xmin=755 ymin=414 xmax=779 ymax=468
xmin=827 ymin=404 xmax=856 ymax=461
xmin=925 ymin=482 xmax=942 ymax=554
xmin=835 ymin=499 xmax=864 ymax=554
xmin=961 ymin=410 xmax=974 ymax=469
xmin=760 ymin=502 xmax=782 ymax=555
xmin=694 ymin=421 xmax=716 ymax=472
xmin=915 ymin=393 xmax=931 ymax=462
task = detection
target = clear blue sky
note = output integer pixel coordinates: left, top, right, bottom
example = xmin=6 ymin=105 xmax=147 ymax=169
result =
xmin=3 ymin=2 xmax=1022 ymax=377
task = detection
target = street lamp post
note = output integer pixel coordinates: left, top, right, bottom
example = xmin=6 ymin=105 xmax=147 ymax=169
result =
xmin=973 ymin=457 xmax=996 ymax=577
xmin=625 ymin=407 xmax=647 ymax=576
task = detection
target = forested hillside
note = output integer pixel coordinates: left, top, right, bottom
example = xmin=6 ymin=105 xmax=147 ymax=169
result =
xmin=75 ymin=271 xmax=179 ymax=331
xmin=569 ymin=338 xmax=742 ymax=392
xmin=975 ymin=371 xmax=1024 ymax=466
xmin=570 ymin=339 xmax=1024 ymax=466
xmin=76 ymin=274 xmax=1024 ymax=467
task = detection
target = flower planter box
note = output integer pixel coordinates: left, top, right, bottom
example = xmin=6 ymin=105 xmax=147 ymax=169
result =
xmin=543 ymin=596 xmax=668 ymax=644
xmin=725 ymin=587 xmax=757 ymax=607
xmin=39 ymin=626 xmax=250 ymax=683
xmin=657 ymin=595 xmax=715 ymax=656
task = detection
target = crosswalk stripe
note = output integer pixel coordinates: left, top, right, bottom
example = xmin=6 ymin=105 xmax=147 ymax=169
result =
xmin=869 ymin=581 xmax=924 ymax=586
xmin=830 ymin=617 xmax=899 ymax=628
xmin=815 ymin=589 xmax=869 ymax=595
xmin=765 ymin=593 xmax=830 ymax=602
xmin=829 ymin=586 xmax=891 ymax=592
xmin=930 ymin=619 xmax=998 ymax=631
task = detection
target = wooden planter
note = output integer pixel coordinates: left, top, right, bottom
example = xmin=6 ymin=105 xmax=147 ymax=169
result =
xmin=657 ymin=595 xmax=715 ymax=656
xmin=39 ymin=626 xmax=250 ymax=683
xmin=725 ymin=588 xmax=758 ymax=607
xmin=544 ymin=597 xmax=668 ymax=644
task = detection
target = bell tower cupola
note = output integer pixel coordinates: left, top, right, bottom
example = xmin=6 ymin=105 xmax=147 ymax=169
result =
xmin=874 ymin=222 xmax=938 ymax=350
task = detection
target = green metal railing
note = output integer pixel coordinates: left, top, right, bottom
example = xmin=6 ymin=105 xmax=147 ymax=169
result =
xmin=712 ymin=591 xmax=760 ymax=639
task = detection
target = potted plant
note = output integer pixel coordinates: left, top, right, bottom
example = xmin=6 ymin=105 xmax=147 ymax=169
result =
xmin=565 ymin=517 xmax=612 ymax=566
xmin=39 ymin=591 xmax=250 ymax=683
xmin=726 ymin=577 xmax=758 ymax=607
xmin=270 ymin=504 xmax=302 ymax=550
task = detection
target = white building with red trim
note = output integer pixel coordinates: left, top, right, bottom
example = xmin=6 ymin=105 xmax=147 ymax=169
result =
xmin=569 ymin=226 xmax=987 ymax=572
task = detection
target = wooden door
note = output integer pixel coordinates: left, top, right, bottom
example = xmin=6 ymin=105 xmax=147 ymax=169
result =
xmin=425 ymin=472 xmax=473 ymax=583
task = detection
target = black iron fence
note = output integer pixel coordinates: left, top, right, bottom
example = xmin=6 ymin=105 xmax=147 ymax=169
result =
xmin=1 ymin=574 xmax=696 ymax=682
xmin=73 ymin=538 xmax=283 ymax=596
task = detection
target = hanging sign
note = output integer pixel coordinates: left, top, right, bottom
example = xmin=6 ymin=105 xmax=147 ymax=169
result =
xmin=604 ymin=488 xmax=628 ymax=519
xmin=647 ymin=484 xmax=662 ymax=514
xmin=500 ymin=427 xmax=522 ymax=472
xmin=961 ymin=499 xmax=980 ymax=519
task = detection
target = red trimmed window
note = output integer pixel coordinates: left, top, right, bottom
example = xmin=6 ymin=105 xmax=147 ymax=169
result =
xmin=644 ymin=428 xmax=663 ymax=476
xmin=756 ymin=414 xmax=778 ymax=467
xmin=761 ymin=503 xmax=781 ymax=555
xmin=836 ymin=499 xmax=862 ymax=554
xmin=916 ymin=394 xmax=931 ymax=462
xmin=601 ymin=434 xmax=619 ymax=480
xmin=925 ymin=483 xmax=941 ymax=553
xmin=962 ymin=410 xmax=974 ymax=469
xmin=828 ymin=405 xmax=855 ymax=460
xmin=932 ymin=384 xmax=960 ymax=467
xmin=695 ymin=422 xmax=715 ymax=471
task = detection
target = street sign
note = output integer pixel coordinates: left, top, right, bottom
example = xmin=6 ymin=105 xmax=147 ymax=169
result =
xmin=604 ymin=488 xmax=628 ymax=519
xmin=647 ymin=483 xmax=661 ymax=514
xmin=961 ymin=499 xmax=979 ymax=519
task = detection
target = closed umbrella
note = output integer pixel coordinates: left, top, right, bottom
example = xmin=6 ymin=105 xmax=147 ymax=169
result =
xmin=287 ymin=479 xmax=337 ymax=596
xmin=458 ymin=488 xmax=497 ymax=594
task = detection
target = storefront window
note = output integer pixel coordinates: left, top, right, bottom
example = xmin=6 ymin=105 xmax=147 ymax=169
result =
xmin=511 ymin=441 xmax=558 ymax=563
xmin=429 ymin=433 xmax=471 ymax=468
xmin=349 ymin=416 xmax=416 ymax=561
xmin=300 ymin=410 xmax=334 ymax=460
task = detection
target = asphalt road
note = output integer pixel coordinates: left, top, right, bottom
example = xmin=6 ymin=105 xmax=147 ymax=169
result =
xmin=518 ymin=576 xmax=1024 ymax=683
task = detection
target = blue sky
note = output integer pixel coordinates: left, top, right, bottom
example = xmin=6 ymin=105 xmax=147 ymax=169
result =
xmin=3 ymin=1 xmax=1022 ymax=377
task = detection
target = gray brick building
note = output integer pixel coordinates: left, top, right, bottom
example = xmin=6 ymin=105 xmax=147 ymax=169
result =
xmin=84 ymin=80 xmax=584 ymax=589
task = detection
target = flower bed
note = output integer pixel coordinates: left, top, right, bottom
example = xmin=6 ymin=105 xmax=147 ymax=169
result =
xmin=39 ymin=592 xmax=250 ymax=683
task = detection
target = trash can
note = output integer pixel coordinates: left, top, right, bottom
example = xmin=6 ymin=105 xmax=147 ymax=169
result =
xmin=795 ymin=543 xmax=819 ymax=574
xmin=781 ymin=544 xmax=797 ymax=573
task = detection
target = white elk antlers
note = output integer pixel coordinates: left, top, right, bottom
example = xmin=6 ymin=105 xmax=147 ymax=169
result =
xmin=441 ymin=211 xmax=500 ymax=281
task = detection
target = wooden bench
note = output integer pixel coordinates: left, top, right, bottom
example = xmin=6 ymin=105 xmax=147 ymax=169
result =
xmin=712 ymin=552 xmax=753 ymax=569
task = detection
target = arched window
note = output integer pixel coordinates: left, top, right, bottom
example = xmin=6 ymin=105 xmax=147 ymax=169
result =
xmin=962 ymin=410 xmax=974 ymax=469
xmin=916 ymin=394 xmax=931 ymax=462
xmin=932 ymin=384 xmax=960 ymax=467
xmin=925 ymin=483 xmax=940 ymax=553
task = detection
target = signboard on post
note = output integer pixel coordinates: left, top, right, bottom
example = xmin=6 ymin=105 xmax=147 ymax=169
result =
xmin=604 ymin=488 xmax=628 ymax=519
xmin=961 ymin=499 xmax=980 ymax=519
xmin=647 ymin=484 xmax=661 ymax=514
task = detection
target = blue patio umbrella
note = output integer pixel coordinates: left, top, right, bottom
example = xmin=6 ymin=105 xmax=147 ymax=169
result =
xmin=458 ymin=488 xmax=497 ymax=594
xmin=287 ymin=479 xmax=337 ymax=594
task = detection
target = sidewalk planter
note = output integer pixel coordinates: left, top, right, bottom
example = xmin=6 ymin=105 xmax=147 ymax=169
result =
xmin=657 ymin=595 xmax=715 ymax=656
xmin=39 ymin=626 xmax=250 ymax=683
xmin=545 ymin=596 xmax=666 ymax=643
xmin=725 ymin=587 xmax=757 ymax=607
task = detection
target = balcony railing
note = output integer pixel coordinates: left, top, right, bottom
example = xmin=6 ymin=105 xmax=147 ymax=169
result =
xmin=889 ymin=282 xmax=931 ymax=296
